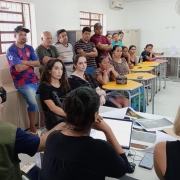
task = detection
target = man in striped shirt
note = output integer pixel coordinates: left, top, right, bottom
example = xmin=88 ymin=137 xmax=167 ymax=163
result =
xmin=75 ymin=27 xmax=98 ymax=75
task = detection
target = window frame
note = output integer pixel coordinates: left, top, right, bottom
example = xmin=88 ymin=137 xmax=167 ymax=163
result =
xmin=79 ymin=11 xmax=103 ymax=30
xmin=0 ymin=0 xmax=32 ymax=54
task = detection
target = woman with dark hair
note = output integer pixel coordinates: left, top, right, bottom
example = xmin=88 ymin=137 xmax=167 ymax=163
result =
xmin=39 ymin=59 xmax=70 ymax=130
xmin=106 ymin=33 xmax=112 ymax=42
xmin=40 ymin=87 xmax=134 ymax=180
xmin=93 ymin=56 xmax=129 ymax=108
xmin=110 ymin=45 xmax=131 ymax=75
xmin=111 ymin=46 xmax=145 ymax=112
xmin=68 ymin=54 xmax=122 ymax=108
xmin=128 ymin=45 xmax=137 ymax=69
xmin=122 ymin=46 xmax=131 ymax=65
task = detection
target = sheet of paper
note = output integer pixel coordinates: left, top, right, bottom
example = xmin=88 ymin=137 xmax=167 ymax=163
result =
xmin=100 ymin=108 xmax=127 ymax=119
xmin=136 ymin=118 xmax=173 ymax=131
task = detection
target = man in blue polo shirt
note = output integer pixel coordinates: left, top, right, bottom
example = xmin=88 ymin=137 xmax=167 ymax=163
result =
xmin=6 ymin=25 xmax=40 ymax=135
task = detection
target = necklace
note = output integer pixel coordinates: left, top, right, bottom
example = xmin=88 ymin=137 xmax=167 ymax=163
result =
xmin=67 ymin=126 xmax=89 ymax=135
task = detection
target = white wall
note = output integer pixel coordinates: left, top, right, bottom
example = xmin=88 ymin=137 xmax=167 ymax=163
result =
xmin=15 ymin=0 xmax=126 ymax=46
xmin=125 ymin=0 xmax=180 ymax=53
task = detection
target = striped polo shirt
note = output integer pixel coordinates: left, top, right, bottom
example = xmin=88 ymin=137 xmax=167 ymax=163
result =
xmin=75 ymin=39 xmax=97 ymax=68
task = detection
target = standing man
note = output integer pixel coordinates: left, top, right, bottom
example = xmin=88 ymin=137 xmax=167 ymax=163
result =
xmin=112 ymin=33 xmax=123 ymax=47
xmin=54 ymin=29 xmax=74 ymax=73
xmin=75 ymin=27 xmax=98 ymax=75
xmin=90 ymin=23 xmax=113 ymax=66
xmin=118 ymin=31 xmax=124 ymax=46
xmin=36 ymin=31 xmax=61 ymax=74
xmin=6 ymin=25 xmax=40 ymax=135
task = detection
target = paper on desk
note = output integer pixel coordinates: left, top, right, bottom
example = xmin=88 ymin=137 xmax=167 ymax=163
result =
xmin=100 ymin=108 xmax=127 ymax=119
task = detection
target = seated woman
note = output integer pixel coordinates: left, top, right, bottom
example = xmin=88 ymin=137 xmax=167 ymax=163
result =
xmin=39 ymin=59 xmax=70 ymax=130
xmin=68 ymin=54 xmax=124 ymax=108
xmin=154 ymin=108 xmax=180 ymax=180
xmin=40 ymin=87 xmax=134 ymax=180
xmin=110 ymin=45 xmax=145 ymax=112
xmin=128 ymin=45 xmax=137 ymax=69
xmin=93 ymin=56 xmax=129 ymax=108
xmin=106 ymin=33 xmax=112 ymax=42
xmin=141 ymin=44 xmax=157 ymax=62
xmin=110 ymin=45 xmax=131 ymax=75
xmin=122 ymin=46 xmax=131 ymax=66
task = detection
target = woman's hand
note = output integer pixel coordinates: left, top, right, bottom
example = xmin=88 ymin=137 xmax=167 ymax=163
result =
xmin=92 ymin=120 xmax=111 ymax=134
xmin=95 ymin=115 xmax=103 ymax=122
xmin=100 ymin=95 xmax=106 ymax=106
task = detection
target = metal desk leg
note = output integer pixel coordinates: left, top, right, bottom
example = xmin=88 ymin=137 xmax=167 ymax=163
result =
xmin=155 ymin=67 xmax=158 ymax=93
xmin=138 ymin=87 xmax=140 ymax=112
xmin=142 ymin=82 xmax=146 ymax=113
xmin=152 ymin=79 xmax=155 ymax=114
xmin=158 ymin=65 xmax=161 ymax=91
xmin=126 ymin=91 xmax=131 ymax=108
xmin=173 ymin=58 xmax=180 ymax=82
xmin=164 ymin=62 xmax=167 ymax=89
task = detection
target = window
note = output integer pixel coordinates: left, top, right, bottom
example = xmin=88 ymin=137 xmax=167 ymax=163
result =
xmin=79 ymin=11 xmax=103 ymax=30
xmin=0 ymin=0 xmax=31 ymax=54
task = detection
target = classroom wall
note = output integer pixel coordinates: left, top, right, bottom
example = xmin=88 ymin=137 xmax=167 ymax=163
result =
xmin=125 ymin=0 xmax=180 ymax=53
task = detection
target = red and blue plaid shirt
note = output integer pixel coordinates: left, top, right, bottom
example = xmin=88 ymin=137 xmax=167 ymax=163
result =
xmin=6 ymin=44 xmax=38 ymax=87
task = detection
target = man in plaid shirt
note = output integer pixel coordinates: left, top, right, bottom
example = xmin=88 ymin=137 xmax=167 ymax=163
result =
xmin=6 ymin=25 xmax=40 ymax=135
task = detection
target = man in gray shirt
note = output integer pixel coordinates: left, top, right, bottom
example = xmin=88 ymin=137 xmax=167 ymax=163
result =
xmin=36 ymin=31 xmax=62 ymax=74
xmin=54 ymin=29 xmax=73 ymax=72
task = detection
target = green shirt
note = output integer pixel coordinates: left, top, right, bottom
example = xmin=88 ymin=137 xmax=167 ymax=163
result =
xmin=36 ymin=45 xmax=59 ymax=73
xmin=0 ymin=121 xmax=21 ymax=180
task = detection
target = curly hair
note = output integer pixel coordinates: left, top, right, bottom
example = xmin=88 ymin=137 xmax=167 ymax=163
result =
xmin=40 ymin=59 xmax=70 ymax=93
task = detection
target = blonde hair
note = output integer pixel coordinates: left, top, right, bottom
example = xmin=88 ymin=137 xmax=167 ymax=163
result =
xmin=174 ymin=107 xmax=180 ymax=135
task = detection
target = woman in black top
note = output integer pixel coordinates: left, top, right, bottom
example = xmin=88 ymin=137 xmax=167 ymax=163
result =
xmin=68 ymin=54 xmax=124 ymax=108
xmin=39 ymin=59 xmax=70 ymax=130
xmin=154 ymin=108 xmax=180 ymax=180
xmin=128 ymin=45 xmax=137 ymax=69
xmin=40 ymin=87 xmax=134 ymax=180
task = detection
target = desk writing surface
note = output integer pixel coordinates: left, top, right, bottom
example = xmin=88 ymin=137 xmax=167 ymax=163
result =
xmin=131 ymin=66 xmax=154 ymax=72
xmin=137 ymin=62 xmax=160 ymax=67
xmin=102 ymin=80 xmax=142 ymax=91
xmin=102 ymin=107 xmax=173 ymax=180
xmin=125 ymin=73 xmax=156 ymax=81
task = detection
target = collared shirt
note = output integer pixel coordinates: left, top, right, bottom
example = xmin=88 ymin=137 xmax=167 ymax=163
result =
xmin=6 ymin=44 xmax=38 ymax=87
xmin=141 ymin=50 xmax=155 ymax=62
xmin=54 ymin=41 xmax=73 ymax=64
xmin=90 ymin=34 xmax=111 ymax=62
xmin=75 ymin=39 xmax=97 ymax=68
xmin=111 ymin=41 xmax=123 ymax=47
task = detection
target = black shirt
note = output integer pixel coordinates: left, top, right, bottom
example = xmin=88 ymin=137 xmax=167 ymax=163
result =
xmin=39 ymin=83 xmax=67 ymax=130
xmin=40 ymin=131 xmax=128 ymax=180
xmin=141 ymin=50 xmax=155 ymax=62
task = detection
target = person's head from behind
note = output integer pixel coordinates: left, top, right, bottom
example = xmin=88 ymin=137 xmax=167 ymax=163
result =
xmin=82 ymin=27 xmax=91 ymax=42
xmin=94 ymin=23 xmax=103 ymax=36
xmin=129 ymin=45 xmax=136 ymax=55
xmin=122 ymin=46 xmax=128 ymax=57
xmin=112 ymin=33 xmax=119 ymax=42
xmin=41 ymin=31 xmax=52 ymax=47
xmin=14 ymin=25 xmax=30 ymax=45
xmin=145 ymin=44 xmax=153 ymax=53
xmin=63 ymin=87 xmax=100 ymax=131
xmin=57 ymin=29 xmax=68 ymax=44
xmin=98 ymin=56 xmax=110 ymax=71
xmin=106 ymin=33 xmax=112 ymax=42
xmin=73 ymin=54 xmax=87 ymax=73
xmin=118 ymin=31 xmax=124 ymax=41
xmin=40 ymin=59 xmax=69 ymax=92
xmin=112 ymin=45 xmax=123 ymax=59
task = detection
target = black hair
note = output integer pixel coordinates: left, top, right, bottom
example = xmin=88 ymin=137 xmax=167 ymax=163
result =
xmin=82 ymin=27 xmax=91 ymax=33
xmin=63 ymin=87 xmax=100 ymax=130
xmin=56 ymin=29 xmax=67 ymax=37
xmin=106 ymin=33 xmax=112 ymax=37
xmin=145 ymin=44 xmax=153 ymax=48
xmin=122 ymin=46 xmax=128 ymax=51
xmin=98 ymin=55 xmax=109 ymax=64
xmin=112 ymin=32 xmax=118 ymax=37
xmin=112 ymin=45 xmax=122 ymax=53
xmin=118 ymin=31 xmax=124 ymax=35
xmin=129 ymin=45 xmax=136 ymax=50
